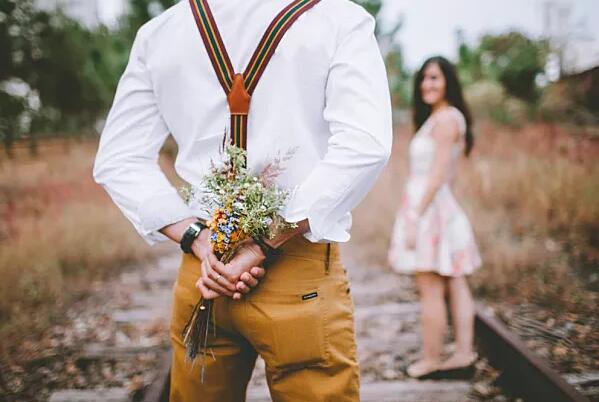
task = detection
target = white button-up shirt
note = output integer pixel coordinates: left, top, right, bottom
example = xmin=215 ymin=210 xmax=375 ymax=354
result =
xmin=93 ymin=0 xmax=393 ymax=245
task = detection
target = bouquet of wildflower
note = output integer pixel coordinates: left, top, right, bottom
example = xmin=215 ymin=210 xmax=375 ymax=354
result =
xmin=180 ymin=144 xmax=296 ymax=376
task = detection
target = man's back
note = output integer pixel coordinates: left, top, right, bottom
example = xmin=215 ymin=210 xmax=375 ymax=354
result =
xmin=95 ymin=0 xmax=391 ymax=245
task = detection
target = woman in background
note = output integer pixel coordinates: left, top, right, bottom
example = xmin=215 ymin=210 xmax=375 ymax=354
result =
xmin=388 ymin=56 xmax=482 ymax=379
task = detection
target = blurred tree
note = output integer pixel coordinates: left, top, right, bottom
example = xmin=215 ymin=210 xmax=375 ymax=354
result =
xmin=456 ymin=29 xmax=484 ymax=86
xmin=0 ymin=0 xmax=149 ymax=152
xmin=0 ymin=0 xmax=38 ymax=150
xmin=0 ymin=0 xmax=127 ymax=151
xmin=480 ymin=32 xmax=549 ymax=101
xmin=458 ymin=31 xmax=549 ymax=102
xmin=28 ymin=14 xmax=125 ymax=134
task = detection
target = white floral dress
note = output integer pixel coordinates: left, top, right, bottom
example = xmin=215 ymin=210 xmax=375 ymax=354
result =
xmin=387 ymin=107 xmax=482 ymax=277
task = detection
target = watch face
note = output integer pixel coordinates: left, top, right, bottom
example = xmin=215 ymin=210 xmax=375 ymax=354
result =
xmin=189 ymin=223 xmax=202 ymax=236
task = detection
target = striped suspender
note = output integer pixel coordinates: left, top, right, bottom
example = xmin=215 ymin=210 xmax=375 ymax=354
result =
xmin=189 ymin=0 xmax=320 ymax=155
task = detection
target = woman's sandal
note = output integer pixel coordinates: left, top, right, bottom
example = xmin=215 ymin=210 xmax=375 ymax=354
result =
xmin=403 ymin=360 xmax=442 ymax=380
xmin=429 ymin=364 xmax=476 ymax=380
xmin=432 ymin=353 xmax=478 ymax=380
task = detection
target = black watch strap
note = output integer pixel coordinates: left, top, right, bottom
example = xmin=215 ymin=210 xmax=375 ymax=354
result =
xmin=180 ymin=220 xmax=208 ymax=254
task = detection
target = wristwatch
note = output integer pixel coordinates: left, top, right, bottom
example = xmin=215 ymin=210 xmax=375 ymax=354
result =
xmin=180 ymin=220 xmax=208 ymax=254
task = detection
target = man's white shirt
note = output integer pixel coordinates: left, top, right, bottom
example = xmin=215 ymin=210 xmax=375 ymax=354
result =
xmin=93 ymin=0 xmax=393 ymax=245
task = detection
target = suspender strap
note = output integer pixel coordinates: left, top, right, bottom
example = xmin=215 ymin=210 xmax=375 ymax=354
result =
xmin=189 ymin=0 xmax=235 ymax=94
xmin=243 ymin=0 xmax=321 ymax=95
xmin=189 ymin=0 xmax=320 ymax=152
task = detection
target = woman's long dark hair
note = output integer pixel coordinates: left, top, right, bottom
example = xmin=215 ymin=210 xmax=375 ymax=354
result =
xmin=412 ymin=56 xmax=474 ymax=156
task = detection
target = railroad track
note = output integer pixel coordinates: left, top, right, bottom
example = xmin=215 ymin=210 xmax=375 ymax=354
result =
xmin=44 ymin=255 xmax=596 ymax=402
xmin=475 ymin=305 xmax=593 ymax=402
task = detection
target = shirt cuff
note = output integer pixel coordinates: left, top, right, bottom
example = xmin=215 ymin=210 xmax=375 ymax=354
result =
xmin=282 ymin=204 xmax=352 ymax=244
xmin=304 ymin=214 xmax=352 ymax=243
xmin=137 ymin=191 xmax=195 ymax=245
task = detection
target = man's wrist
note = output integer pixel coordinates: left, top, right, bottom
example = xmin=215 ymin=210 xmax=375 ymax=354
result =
xmin=263 ymin=219 xmax=310 ymax=249
xmin=191 ymin=228 xmax=210 ymax=258
xmin=247 ymin=241 xmax=266 ymax=259
xmin=252 ymin=237 xmax=283 ymax=265
xmin=180 ymin=219 xmax=209 ymax=254
xmin=159 ymin=217 xmax=196 ymax=243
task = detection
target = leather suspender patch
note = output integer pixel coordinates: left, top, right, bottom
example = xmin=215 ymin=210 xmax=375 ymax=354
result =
xmin=189 ymin=0 xmax=321 ymax=156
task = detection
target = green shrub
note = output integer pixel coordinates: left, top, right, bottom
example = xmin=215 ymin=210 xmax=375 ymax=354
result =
xmin=465 ymin=79 xmax=531 ymax=126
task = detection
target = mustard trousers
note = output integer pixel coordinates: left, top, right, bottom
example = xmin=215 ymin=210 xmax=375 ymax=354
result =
xmin=169 ymin=236 xmax=359 ymax=402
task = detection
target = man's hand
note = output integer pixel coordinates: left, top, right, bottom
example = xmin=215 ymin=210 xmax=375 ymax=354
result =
xmin=193 ymin=234 xmax=266 ymax=300
xmin=208 ymin=218 xmax=311 ymax=299
xmin=160 ymin=217 xmax=311 ymax=299
xmin=234 ymin=267 xmax=266 ymax=298
xmin=191 ymin=230 xmax=233 ymax=300
xmin=208 ymin=240 xmax=267 ymax=300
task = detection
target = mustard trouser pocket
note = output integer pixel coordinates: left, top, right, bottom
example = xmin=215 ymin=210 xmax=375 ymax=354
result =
xmin=267 ymin=290 xmax=328 ymax=370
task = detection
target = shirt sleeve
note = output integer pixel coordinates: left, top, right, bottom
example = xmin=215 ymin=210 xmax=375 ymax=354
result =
xmin=283 ymin=9 xmax=393 ymax=243
xmin=93 ymin=26 xmax=194 ymax=245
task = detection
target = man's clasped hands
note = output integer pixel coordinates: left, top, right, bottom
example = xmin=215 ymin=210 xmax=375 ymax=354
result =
xmin=191 ymin=228 xmax=267 ymax=300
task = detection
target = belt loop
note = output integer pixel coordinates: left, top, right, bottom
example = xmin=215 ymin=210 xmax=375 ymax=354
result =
xmin=325 ymin=243 xmax=331 ymax=274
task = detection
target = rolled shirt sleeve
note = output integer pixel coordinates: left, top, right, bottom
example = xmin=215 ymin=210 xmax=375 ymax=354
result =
xmin=93 ymin=26 xmax=193 ymax=245
xmin=283 ymin=8 xmax=393 ymax=243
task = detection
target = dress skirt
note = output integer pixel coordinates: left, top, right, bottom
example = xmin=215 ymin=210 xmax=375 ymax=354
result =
xmin=387 ymin=177 xmax=482 ymax=277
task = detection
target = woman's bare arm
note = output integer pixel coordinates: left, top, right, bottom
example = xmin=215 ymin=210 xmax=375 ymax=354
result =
xmin=414 ymin=112 xmax=460 ymax=217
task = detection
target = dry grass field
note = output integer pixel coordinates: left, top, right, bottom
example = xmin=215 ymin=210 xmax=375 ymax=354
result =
xmin=0 ymin=139 xmax=178 ymax=361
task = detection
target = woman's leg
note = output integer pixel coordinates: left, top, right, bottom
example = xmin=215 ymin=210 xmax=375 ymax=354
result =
xmin=442 ymin=275 xmax=477 ymax=369
xmin=407 ymin=271 xmax=447 ymax=377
